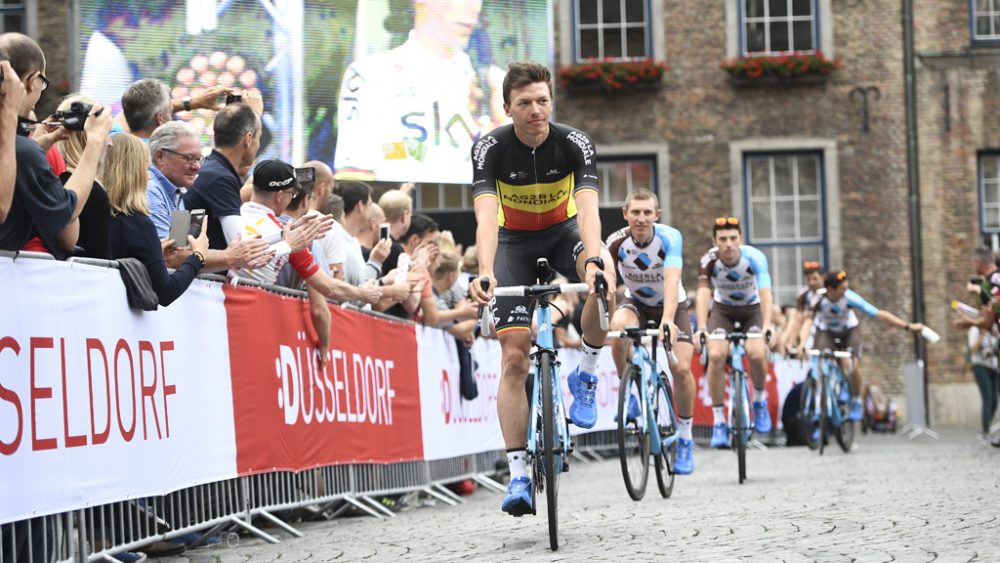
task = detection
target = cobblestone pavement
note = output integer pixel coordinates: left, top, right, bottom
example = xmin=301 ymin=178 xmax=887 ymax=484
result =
xmin=158 ymin=431 xmax=1000 ymax=562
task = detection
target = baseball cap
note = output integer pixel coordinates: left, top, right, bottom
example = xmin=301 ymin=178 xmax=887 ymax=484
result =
xmin=253 ymin=159 xmax=299 ymax=192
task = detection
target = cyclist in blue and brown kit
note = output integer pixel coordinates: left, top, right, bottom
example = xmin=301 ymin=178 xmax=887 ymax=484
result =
xmin=695 ymin=217 xmax=776 ymax=448
xmin=469 ymin=62 xmax=615 ymax=516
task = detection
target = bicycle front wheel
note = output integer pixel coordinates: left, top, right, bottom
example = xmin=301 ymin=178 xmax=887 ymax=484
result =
xmin=732 ymin=373 xmax=748 ymax=484
xmin=617 ymin=365 xmax=649 ymax=501
xmin=819 ymin=374 xmax=828 ymax=456
xmin=653 ymin=375 xmax=677 ymax=498
xmin=540 ymin=352 xmax=560 ymax=550
xmin=800 ymin=374 xmax=821 ymax=450
xmin=834 ymin=372 xmax=855 ymax=453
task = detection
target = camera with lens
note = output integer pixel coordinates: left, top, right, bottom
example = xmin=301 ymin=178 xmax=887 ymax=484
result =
xmin=225 ymin=93 xmax=242 ymax=105
xmin=51 ymin=102 xmax=101 ymax=131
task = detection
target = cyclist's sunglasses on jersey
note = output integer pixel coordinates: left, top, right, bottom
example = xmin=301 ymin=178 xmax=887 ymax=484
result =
xmin=714 ymin=216 xmax=740 ymax=226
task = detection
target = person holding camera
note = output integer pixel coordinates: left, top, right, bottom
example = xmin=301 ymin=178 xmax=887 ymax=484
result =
xmin=0 ymin=33 xmax=112 ymax=256
xmin=107 ymin=134 xmax=208 ymax=306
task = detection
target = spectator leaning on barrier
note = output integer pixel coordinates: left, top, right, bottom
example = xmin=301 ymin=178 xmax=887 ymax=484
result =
xmin=232 ymin=159 xmax=381 ymax=305
xmin=396 ymin=212 xmax=441 ymax=325
xmin=147 ymin=121 xmax=271 ymax=273
xmin=107 ymin=134 xmax=208 ymax=306
xmin=54 ymin=94 xmax=111 ymax=259
xmin=336 ymin=180 xmax=391 ymax=285
xmin=377 ymin=188 xmax=413 ymax=274
xmin=183 ymin=103 xmax=260 ymax=250
xmin=0 ymin=33 xmax=112 ymax=256
xmin=300 ymin=160 xmax=347 ymax=280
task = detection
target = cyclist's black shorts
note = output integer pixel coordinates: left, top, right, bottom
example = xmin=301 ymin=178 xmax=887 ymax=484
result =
xmin=491 ymin=220 xmax=584 ymax=334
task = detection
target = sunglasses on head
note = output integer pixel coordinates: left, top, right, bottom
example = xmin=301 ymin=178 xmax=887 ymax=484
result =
xmin=714 ymin=216 xmax=740 ymax=226
xmin=803 ymin=261 xmax=820 ymax=269
xmin=836 ymin=270 xmax=847 ymax=281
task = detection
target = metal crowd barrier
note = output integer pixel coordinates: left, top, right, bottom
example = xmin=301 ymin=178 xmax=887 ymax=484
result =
xmin=2 ymin=252 xmax=510 ymax=563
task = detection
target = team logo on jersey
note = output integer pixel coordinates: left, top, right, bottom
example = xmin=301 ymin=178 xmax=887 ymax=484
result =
xmin=635 ymin=286 xmax=658 ymax=300
xmin=547 ymin=168 xmax=560 ymax=176
xmin=565 ymin=131 xmax=595 ymax=165
xmin=730 ymin=291 xmax=748 ymax=302
xmin=617 ymin=247 xmax=627 ymax=261
xmin=726 ymin=270 xmax=742 ymax=282
xmin=472 ymin=136 xmax=498 ymax=170
xmin=657 ymin=248 xmax=666 ymax=261
xmin=830 ymin=305 xmax=842 ymax=314
xmin=633 ymin=252 xmax=653 ymax=271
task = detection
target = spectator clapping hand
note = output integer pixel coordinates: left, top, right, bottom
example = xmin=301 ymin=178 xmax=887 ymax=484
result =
xmin=284 ymin=213 xmax=332 ymax=252
xmin=356 ymin=280 xmax=382 ymax=304
xmin=225 ymin=232 xmax=273 ymax=269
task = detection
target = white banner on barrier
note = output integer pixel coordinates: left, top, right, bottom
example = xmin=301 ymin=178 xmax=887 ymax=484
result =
xmin=417 ymin=327 xmax=504 ymax=460
xmin=0 ymin=258 xmax=237 ymax=524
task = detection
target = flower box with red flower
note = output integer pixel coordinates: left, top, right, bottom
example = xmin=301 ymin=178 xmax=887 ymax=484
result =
xmin=558 ymin=58 xmax=669 ymax=94
xmin=721 ymin=51 xmax=844 ymax=87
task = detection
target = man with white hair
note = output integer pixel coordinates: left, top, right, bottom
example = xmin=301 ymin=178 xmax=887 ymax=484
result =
xmin=148 ymin=121 xmax=270 ymax=270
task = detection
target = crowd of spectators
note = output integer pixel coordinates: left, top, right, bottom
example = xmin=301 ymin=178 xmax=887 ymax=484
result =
xmin=0 ymin=30 xmax=496 ymax=562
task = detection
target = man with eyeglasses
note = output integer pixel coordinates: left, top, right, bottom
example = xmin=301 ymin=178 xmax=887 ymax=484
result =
xmin=0 ymin=32 xmax=113 ymax=256
xmin=695 ymin=216 xmax=776 ymax=448
xmin=147 ymin=121 xmax=271 ymax=272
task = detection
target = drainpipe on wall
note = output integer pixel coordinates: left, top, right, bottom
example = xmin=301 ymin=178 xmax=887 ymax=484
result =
xmin=902 ymin=0 xmax=930 ymax=426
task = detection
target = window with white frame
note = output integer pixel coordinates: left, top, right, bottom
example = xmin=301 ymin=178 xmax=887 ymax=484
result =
xmin=0 ymin=1 xmax=27 ymax=34
xmin=980 ymin=152 xmax=1000 ymax=233
xmin=574 ymin=0 xmax=651 ymax=61
xmin=972 ymin=0 xmax=1000 ymax=41
xmin=596 ymin=157 xmax=655 ymax=206
xmin=744 ymin=152 xmax=825 ymax=307
xmin=741 ymin=0 xmax=818 ymax=55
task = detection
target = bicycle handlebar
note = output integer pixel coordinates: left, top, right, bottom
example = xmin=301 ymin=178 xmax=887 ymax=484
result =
xmin=607 ymin=326 xmax=678 ymax=364
xmin=806 ymin=349 xmax=855 ymax=359
xmin=594 ymin=271 xmax=609 ymax=332
xmin=492 ymin=282 xmax=590 ymax=297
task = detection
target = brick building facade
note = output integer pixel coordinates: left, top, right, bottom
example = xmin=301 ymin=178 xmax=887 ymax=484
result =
xmin=20 ymin=0 xmax=1000 ymax=427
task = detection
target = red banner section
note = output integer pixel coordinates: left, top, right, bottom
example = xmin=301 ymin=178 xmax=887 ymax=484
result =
xmin=224 ymin=287 xmax=423 ymax=473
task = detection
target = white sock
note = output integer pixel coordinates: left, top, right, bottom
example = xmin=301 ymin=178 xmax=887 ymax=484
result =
xmin=712 ymin=405 xmax=725 ymax=426
xmin=678 ymin=417 xmax=693 ymax=440
xmin=507 ymin=449 xmax=529 ymax=480
xmin=755 ymin=388 xmax=768 ymax=403
xmin=579 ymin=340 xmax=602 ymax=374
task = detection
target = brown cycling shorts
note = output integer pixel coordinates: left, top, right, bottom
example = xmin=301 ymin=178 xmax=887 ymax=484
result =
xmin=707 ymin=302 xmax=764 ymax=333
xmin=813 ymin=327 xmax=863 ymax=358
xmin=617 ymin=298 xmax=693 ymax=344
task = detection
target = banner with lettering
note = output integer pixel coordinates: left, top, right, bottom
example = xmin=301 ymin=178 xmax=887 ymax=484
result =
xmin=224 ymin=287 xmax=424 ymax=473
xmin=0 ymin=258 xmax=237 ymax=524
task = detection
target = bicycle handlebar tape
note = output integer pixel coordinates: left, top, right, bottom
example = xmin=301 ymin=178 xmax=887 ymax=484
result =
xmin=479 ymin=277 xmax=493 ymax=337
xmin=594 ymin=271 xmax=609 ymax=332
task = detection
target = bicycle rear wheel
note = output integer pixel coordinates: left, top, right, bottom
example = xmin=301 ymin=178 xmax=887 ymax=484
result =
xmin=540 ymin=352 xmax=560 ymax=551
xmin=732 ymin=372 xmax=748 ymax=484
xmin=653 ymin=375 xmax=677 ymax=498
xmin=617 ymin=365 xmax=649 ymax=501
xmin=801 ymin=374 xmax=821 ymax=450
xmin=834 ymin=372 xmax=855 ymax=453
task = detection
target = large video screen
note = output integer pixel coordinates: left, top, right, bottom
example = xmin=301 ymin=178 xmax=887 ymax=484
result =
xmin=77 ymin=0 xmax=552 ymax=184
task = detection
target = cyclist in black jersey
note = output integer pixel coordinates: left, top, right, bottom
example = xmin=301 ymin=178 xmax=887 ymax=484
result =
xmin=469 ymin=62 xmax=615 ymax=517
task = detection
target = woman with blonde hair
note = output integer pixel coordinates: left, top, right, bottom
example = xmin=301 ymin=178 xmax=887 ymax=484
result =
xmin=53 ymin=94 xmax=111 ymax=257
xmin=106 ymin=134 xmax=209 ymax=306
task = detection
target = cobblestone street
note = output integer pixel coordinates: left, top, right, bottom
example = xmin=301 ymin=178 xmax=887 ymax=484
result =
xmin=159 ymin=431 xmax=1000 ymax=562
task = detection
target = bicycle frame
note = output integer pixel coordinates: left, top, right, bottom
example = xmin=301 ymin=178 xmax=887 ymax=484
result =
xmin=627 ymin=337 xmax=679 ymax=456
xmin=525 ymin=299 xmax=570 ymax=473
xmin=708 ymin=331 xmax=761 ymax=438
xmin=806 ymin=349 xmax=854 ymax=430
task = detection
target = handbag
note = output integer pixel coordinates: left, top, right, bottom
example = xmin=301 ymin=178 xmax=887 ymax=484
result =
xmin=116 ymin=257 xmax=159 ymax=311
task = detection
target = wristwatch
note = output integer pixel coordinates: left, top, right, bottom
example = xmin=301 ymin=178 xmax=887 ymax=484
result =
xmin=584 ymin=256 xmax=605 ymax=270
xmin=181 ymin=96 xmax=192 ymax=112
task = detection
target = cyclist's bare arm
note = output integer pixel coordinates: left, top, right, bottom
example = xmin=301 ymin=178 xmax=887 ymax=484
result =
xmin=472 ymin=194 xmax=499 ymax=304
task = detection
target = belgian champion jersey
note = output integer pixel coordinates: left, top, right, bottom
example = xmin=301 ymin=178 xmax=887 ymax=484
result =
xmin=470 ymin=122 xmax=600 ymax=232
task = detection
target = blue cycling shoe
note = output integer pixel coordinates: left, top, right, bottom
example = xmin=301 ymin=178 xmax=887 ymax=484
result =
xmin=614 ymin=393 xmax=641 ymax=423
xmin=710 ymin=422 xmax=730 ymax=448
xmin=501 ymin=476 xmax=532 ymax=516
xmin=809 ymin=417 xmax=821 ymax=443
xmin=674 ymin=438 xmax=695 ymax=475
xmin=753 ymin=400 xmax=772 ymax=434
xmin=568 ymin=367 xmax=598 ymax=429
xmin=849 ymin=398 xmax=864 ymax=421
